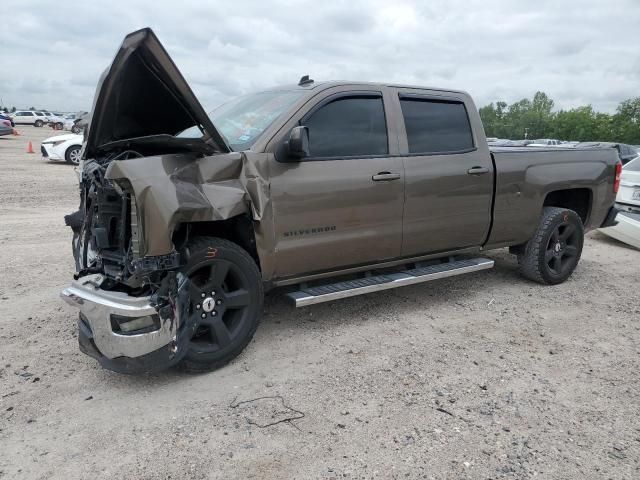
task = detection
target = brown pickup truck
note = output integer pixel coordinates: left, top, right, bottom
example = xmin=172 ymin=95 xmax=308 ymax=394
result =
xmin=61 ymin=29 xmax=621 ymax=373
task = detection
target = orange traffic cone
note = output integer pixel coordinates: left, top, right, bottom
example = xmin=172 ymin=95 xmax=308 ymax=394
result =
xmin=26 ymin=141 xmax=34 ymax=154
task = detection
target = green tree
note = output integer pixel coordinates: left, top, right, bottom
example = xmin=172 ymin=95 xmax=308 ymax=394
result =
xmin=612 ymin=98 xmax=640 ymax=144
xmin=479 ymin=93 xmax=640 ymax=143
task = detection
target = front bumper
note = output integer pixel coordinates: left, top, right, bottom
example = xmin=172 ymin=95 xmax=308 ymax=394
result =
xmin=41 ymin=144 xmax=64 ymax=160
xmin=61 ymin=274 xmax=187 ymax=373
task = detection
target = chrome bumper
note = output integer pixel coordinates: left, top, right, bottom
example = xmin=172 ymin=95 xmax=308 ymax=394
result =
xmin=60 ymin=274 xmax=176 ymax=359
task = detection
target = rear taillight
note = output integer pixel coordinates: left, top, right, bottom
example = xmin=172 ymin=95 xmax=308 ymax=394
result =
xmin=613 ymin=161 xmax=622 ymax=193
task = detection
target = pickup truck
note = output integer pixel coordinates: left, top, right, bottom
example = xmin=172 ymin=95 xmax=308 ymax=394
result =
xmin=61 ymin=29 xmax=621 ymax=374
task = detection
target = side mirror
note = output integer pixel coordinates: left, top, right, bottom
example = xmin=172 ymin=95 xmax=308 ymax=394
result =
xmin=286 ymin=126 xmax=309 ymax=159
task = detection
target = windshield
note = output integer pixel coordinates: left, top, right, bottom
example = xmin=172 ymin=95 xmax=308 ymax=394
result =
xmin=179 ymin=90 xmax=304 ymax=151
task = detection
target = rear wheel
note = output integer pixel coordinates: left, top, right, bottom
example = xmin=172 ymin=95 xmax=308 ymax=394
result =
xmin=178 ymin=237 xmax=263 ymax=372
xmin=65 ymin=145 xmax=81 ymax=165
xmin=517 ymin=207 xmax=584 ymax=285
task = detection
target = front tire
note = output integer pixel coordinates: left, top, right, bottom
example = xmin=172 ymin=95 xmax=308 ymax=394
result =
xmin=34 ymin=120 xmax=43 ymax=127
xmin=517 ymin=207 xmax=584 ymax=285
xmin=178 ymin=237 xmax=263 ymax=372
xmin=65 ymin=145 xmax=81 ymax=165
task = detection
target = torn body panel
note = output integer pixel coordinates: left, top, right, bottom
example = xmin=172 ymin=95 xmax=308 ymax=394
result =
xmin=105 ymin=150 xmax=275 ymax=276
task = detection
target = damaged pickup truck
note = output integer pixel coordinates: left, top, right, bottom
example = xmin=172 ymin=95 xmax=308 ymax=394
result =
xmin=61 ymin=28 xmax=621 ymax=373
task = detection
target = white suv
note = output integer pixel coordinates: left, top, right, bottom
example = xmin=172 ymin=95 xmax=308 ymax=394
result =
xmin=11 ymin=110 xmax=49 ymax=127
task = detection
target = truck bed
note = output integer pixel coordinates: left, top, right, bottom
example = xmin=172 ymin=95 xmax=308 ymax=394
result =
xmin=486 ymin=145 xmax=619 ymax=248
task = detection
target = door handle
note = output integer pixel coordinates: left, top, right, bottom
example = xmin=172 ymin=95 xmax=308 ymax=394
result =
xmin=467 ymin=166 xmax=490 ymax=175
xmin=372 ymin=172 xmax=401 ymax=181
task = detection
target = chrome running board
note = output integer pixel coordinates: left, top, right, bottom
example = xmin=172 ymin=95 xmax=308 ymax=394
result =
xmin=286 ymin=257 xmax=494 ymax=307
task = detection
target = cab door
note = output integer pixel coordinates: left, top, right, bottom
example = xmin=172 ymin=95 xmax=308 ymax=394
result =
xmin=394 ymin=89 xmax=494 ymax=256
xmin=268 ymin=88 xmax=404 ymax=279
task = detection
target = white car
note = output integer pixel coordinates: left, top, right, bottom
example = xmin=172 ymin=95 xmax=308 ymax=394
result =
xmin=46 ymin=114 xmax=67 ymax=130
xmin=529 ymin=138 xmax=561 ymax=146
xmin=599 ymin=157 xmax=640 ymax=249
xmin=41 ymin=134 xmax=83 ymax=165
xmin=11 ymin=110 xmax=49 ymax=127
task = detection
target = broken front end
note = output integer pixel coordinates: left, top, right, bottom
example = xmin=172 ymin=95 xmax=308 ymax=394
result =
xmin=59 ymin=27 xmax=259 ymax=373
xmin=62 ymin=156 xmax=194 ymax=373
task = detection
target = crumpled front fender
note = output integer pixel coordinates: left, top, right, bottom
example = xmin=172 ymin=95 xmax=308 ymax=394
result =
xmin=105 ymin=151 xmax=271 ymax=258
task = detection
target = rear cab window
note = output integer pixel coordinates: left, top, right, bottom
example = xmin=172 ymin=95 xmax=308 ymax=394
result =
xmin=398 ymin=95 xmax=474 ymax=154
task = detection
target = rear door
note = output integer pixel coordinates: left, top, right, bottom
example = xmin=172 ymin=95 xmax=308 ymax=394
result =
xmin=393 ymin=89 xmax=494 ymax=256
xmin=269 ymin=87 xmax=405 ymax=278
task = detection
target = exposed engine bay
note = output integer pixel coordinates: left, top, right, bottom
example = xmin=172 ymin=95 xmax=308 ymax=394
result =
xmin=65 ymin=149 xmax=182 ymax=296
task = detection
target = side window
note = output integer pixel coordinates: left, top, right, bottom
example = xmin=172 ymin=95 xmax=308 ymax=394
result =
xmin=399 ymin=97 xmax=474 ymax=154
xmin=304 ymin=96 xmax=388 ymax=158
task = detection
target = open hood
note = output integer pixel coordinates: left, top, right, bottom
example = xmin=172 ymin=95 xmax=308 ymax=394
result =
xmin=84 ymin=28 xmax=230 ymax=159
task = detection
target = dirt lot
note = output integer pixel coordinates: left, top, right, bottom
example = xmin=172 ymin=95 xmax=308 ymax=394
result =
xmin=0 ymin=126 xmax=639 ymax=479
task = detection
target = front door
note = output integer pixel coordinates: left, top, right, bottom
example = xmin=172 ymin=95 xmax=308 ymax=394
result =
xmin=395 ymin=89 xmax=494 ymax=256
xmin=269 ymin=91 xmax=404 ymax=279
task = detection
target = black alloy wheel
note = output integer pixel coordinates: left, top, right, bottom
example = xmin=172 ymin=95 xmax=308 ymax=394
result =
xmin=178 ymin=237 xmax=263 ymax=372
xmin=544 ymin=220 xmax=580 ymax=276
xmin=186 ymin=258 xmax=252 ymax=354
xmin=517 ymin=207 xmax=584 ymax=285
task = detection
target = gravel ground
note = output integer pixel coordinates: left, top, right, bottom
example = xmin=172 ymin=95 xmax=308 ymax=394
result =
xmin=1 ymin=126 xmax=639 ymax=479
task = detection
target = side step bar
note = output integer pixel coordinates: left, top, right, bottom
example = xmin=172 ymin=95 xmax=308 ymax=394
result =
xmin=286 ymin=257 xmax=494 ymax=307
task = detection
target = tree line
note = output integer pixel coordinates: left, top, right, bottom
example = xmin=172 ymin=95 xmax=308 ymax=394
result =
xmin=479 ymin=92 xmax=640 ymax=144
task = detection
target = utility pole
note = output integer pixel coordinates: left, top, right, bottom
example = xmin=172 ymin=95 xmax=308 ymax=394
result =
xmin=524 ymin=127 xmax=529 ymax=139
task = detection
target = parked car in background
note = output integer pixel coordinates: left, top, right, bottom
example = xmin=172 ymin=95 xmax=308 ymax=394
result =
xmin=0 ymin=122 xmax=13 ymax=136
xmin=576 ymin=142 xmax=638 ymax=165
xmin=530 ymin=139 xmax=561 ymax=146
xmin=63 ymin=115 xmax=76 ymax=131
xmin=0 ymin=113 xmax=15 ymax=127
xmin=600 ymin=156 xmax=640 ymax=249
xmin=34 ymin=111 xmax=49 ymax=123
xmin=70 ymin=112 xmax=89 ymax=134
xmin=40 ymin=133 xmax=83 ymax=164
xmin=11 ymin=110 xmax=47 ymax=126
xmin=46 ymin=113 xmax=67 ymax=130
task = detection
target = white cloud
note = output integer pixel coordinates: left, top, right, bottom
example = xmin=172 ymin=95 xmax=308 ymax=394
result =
xmin=1 ymin=0 xmax=639 ymax=112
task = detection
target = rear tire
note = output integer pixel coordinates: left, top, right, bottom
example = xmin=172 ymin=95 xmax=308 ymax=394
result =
xmin=178 ymin=237 xmax=263 ymax=372
xmin=517 ymin=207 xmax=584 ymax=285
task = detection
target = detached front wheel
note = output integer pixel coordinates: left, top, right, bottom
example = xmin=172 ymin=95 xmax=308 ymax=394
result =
xmin=518 ymin=207 xmax=584 ymax=285
xmin=178 ymin=237 xmax=263 ymax=372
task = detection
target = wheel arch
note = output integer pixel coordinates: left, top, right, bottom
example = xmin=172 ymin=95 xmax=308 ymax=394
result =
xmin=172 ymin=214 xmax=262 ymax=271
xmin=542 ymin=187 xmax=593 ymax=224
xmin=66 ymin=143 xmax=82 ymax=154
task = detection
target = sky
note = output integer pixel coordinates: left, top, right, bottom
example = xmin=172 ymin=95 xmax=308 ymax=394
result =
xmin=2 ymin=0 xmax=639 ymax=114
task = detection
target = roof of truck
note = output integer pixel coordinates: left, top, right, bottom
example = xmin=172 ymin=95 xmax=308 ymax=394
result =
xmin=265 ymin=80 xmax=468 ymax=96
